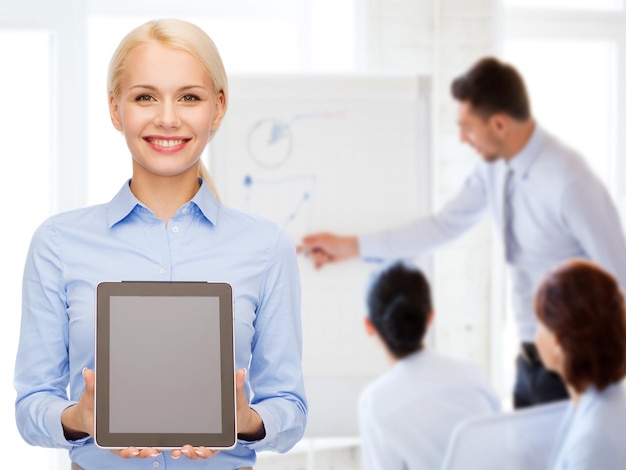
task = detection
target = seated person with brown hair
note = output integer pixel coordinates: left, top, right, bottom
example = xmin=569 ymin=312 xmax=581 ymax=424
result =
xmin=534 ymin=259 xmax=626 ymax=470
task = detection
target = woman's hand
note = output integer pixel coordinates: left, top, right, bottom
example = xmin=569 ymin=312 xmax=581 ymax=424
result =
xmin=62 ymin=368 xmax=259 ymax=459
xmin=61 ymin=368 xmax=95 ymax=440
xmin=167 ymin=368 xmax=265 ymax=459
xmin=234 ymin=368 xmax=266 ymax=441
xmin=129 ymin=445 xmax=220 ymax=460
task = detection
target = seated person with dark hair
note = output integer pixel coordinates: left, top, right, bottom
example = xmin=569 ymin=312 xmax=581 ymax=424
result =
xmin=358 ymin=261 xmax=500 ymax=470
xmin=534 ymin=259 xmax=626 ymax=470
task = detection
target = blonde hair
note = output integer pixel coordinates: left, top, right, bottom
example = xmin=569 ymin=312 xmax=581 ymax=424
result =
xmin=107 ymin=18 xmax=227 ymax=200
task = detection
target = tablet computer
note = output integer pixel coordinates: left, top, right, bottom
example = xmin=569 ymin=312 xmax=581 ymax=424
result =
xmin=94 ymin=281 xmax=236 ymax=450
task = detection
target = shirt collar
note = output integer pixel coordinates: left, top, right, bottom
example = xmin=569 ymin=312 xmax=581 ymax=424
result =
xmin=507 ymin=123 xmax=544 ymax=179
xmin=576 ymin=384 xmax=604 ymax=417
xmin=106 ymin=178 xmax=220 ymax=228
xmin=191 ymin=179 xmax=220 ymax=224
xmin=396 ymin=348 xmax=428 ymax=369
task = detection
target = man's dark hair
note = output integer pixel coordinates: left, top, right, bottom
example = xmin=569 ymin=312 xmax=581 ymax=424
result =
xmin=451 ymin=56 xmax=531 ymax=121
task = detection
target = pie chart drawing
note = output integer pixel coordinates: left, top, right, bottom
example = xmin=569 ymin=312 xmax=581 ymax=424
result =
xmin=246 ymin=118 xmax=293 ymax=168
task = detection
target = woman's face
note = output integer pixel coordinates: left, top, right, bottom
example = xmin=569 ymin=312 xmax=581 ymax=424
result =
xmin=109 ymin=41 xmax=224 ymax=179
xmin=535 ymin=320 xmax=564 ymax=376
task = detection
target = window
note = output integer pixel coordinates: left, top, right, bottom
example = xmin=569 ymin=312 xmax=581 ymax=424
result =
xmin=504 ymin=0 xmax=623 ymax=10
xmin=504 ymin=40 xmax=616 ymax=190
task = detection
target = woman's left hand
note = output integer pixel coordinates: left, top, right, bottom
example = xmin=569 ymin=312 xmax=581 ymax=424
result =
xmin=235 ymin=368 xmax=266 ymax=441
xmin=167 ymin=368 xmax=265 ymax=460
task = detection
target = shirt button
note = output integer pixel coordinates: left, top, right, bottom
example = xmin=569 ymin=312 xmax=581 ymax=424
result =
xmin=182 ymin=208 xmax=188 ymax=214
xmin=159 ymin=268 xmax=166 ymax=274
xmin=153 ymin=462 xmax=160 ymax=468
xmin=172 ymin=226 xmax=179 ymax=233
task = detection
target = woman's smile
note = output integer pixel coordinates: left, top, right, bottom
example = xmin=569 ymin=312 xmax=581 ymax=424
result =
xmin=143 ymin=136 xmax=191 ymax=153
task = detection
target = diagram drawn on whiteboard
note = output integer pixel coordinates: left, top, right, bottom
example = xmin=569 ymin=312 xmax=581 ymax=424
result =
xmin=246 ymin=111 xmax=346 ymax=168
xmin=246 ymin=118 xmax=293 ymax=169
xmin=241 ymin=110 xmax=346 ymax=237
xmin=243 ymin=173 xmax=316 ymax=237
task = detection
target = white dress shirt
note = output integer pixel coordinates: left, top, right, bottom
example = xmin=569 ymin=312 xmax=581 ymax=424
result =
xmin=548 ymin=382 xmax=626 ymax=470
xmin=358 ymin=349 xmax=500 ymax=470
xmin=359 ymin=124 xmax=626 ymax=341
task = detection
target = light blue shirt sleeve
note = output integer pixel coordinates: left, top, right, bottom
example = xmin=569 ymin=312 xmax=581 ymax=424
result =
xmin=14 ymin=218 xmax=78 ymax=449
xmin=239 ymin=228 xmax=308 ymax=453
xmin=358 ymin=165 xmax=489 ymax=261
xmin=561 ymin=175 xmax=626 ymax=291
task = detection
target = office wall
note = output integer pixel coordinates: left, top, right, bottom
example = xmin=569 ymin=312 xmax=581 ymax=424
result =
xmin=366 ymin=0 xmax=500 ymax=387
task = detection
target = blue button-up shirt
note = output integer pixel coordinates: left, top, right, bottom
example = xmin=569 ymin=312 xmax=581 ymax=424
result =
xmin=360 ymin=125 xmax=626 ymax=341
xmin=14 ymin=179 xmax=307 ymax=469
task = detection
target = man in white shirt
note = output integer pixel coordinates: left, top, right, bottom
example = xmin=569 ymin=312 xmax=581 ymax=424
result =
xmin=298 ymin=56 xmax=626 ymax=408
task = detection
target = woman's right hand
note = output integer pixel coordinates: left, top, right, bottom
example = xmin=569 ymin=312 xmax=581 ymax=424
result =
xmin=62 ymin=368 xmax=219 ymax=460
xmin=61 ymin=368 xmax=95 ymax=441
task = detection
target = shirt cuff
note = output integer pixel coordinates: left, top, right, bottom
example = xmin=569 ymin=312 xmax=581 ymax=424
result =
xmin=46 ymin=400 xmax=90 ymax=448
xmin=237 ymin=403 xmax=276 ymax=451
xmin=357 ymin=233 xmax=385 ymax=263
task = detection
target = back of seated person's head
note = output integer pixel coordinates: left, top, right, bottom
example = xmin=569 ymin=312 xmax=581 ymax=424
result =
xmin=367 ymin=261 xmax=432 ymax=359
xmin=534 ymin=259 xmax=626 ymax=393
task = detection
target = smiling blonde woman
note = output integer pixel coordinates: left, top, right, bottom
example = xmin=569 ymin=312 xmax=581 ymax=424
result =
xmin=14 ymin=18 xmax=307 ymax=470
